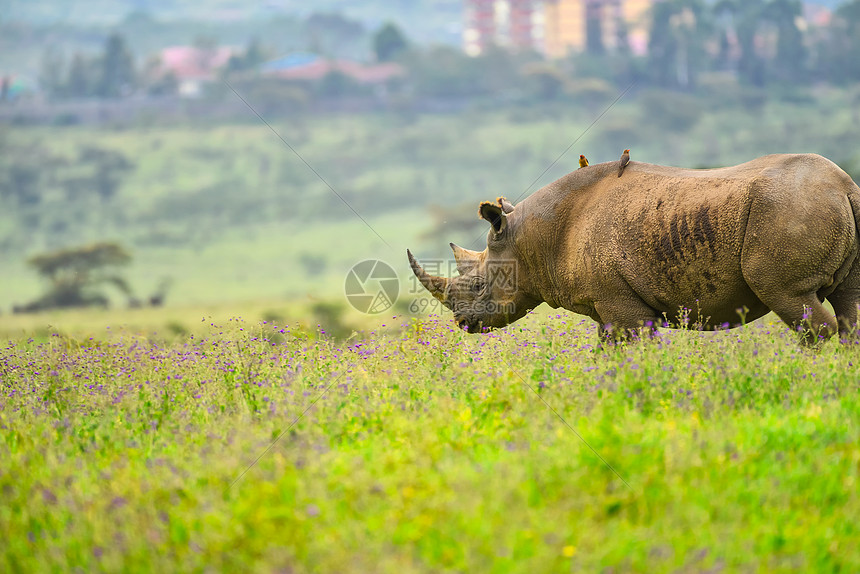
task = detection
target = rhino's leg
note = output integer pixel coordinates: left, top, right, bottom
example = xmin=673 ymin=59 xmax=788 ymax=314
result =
xmin=768 ymin=295 xmax=838 ymax=345
xmin=742 ymin=252 xmax=838 ymax=344
xmin=594 ymin=297 xmax=661 ymax=343
xmin=828 ymin=288 xmax=860 ymax=341
xmin=741 ymin=189 xmax=851 ymax=345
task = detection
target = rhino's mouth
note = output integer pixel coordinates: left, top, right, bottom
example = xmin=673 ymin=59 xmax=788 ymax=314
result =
xmin=457 ymin=318 xmax=491 ymax=334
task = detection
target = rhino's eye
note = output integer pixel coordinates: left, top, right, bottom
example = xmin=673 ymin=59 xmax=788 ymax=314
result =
xmin=471 ymin=278 xmax=485 ymax=293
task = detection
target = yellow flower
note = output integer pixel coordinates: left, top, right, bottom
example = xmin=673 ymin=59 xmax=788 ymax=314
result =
xmin=803 ymin=404 xmax=822 ymax=420
xmin=562 ymin=545 xmax=576 ymax=557
xmin=458 ymin=408 xmax=472 ymax=422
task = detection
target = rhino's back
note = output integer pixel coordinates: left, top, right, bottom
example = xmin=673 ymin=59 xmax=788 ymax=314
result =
xmin=584 ymin=163 xmax=755 ymax=319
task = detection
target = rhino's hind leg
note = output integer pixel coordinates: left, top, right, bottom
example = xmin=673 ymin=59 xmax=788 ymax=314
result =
xmin=741 ymin=187 xmax=853 ymax=345
xmin=742 ymin=243 xmax=839 ymax=345
xmin=826 ymin=236 xmax=860 ymax=341
xmin=763 ymin=294 xmax=838 ymax=346
xmin=828 ymin=288 xmax=860 ymax=341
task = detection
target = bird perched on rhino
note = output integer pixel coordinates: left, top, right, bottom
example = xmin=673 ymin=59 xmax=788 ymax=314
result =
xmin=618 ymin=149 xmax=630 ymax=177
xmin=579 ymin=154 xmax=589 ymax=168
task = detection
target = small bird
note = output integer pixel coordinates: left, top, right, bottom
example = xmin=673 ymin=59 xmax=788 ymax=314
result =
xmin=618 ymin=149 xmax=630 ymax=177
xmin=578 ymin=154 xmax=589 ymax=168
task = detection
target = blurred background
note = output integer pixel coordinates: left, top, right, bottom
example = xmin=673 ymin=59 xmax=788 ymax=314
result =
xmin=1 ymin=0 xmax=859 ymax=338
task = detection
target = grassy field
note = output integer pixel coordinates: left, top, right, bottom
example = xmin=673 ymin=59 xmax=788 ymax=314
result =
xmin=1 ymin=311 xmax=858 ymax=572
xmin=3 ymin=95 xmax=860 ymax=570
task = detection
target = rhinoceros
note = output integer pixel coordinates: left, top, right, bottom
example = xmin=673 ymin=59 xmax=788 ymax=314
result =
xmin=408 ymin=154 xmax=860 ymax=344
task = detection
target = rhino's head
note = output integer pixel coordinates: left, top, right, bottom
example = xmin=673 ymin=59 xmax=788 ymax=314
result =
xmin=408 ymin=198 xmax=539 ymax=333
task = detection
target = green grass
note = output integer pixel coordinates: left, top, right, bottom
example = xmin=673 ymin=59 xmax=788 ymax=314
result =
xmin=3 ymin=97 xmax=860 ymax=572
xmin=1 ymin=312 xmax=858 ymax=572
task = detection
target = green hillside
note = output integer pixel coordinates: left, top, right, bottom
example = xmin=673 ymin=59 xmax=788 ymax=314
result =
xmin=3 ymin=90 xmax=860 ymax=311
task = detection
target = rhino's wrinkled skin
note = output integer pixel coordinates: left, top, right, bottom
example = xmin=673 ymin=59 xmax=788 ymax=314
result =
xmin=408 ymin=154 xmax=860 ymax=343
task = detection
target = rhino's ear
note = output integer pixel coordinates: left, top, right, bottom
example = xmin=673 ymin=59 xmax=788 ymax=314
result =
xmin=479 ymin=202 xmax=507 ymax=234
xmin=497 ymin=196 xmax=515 ymax=214
xmin=450 ymin=242 xmax=481 ymax=275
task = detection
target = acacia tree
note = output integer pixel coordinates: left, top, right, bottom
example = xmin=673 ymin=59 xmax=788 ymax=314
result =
xmin=17 ymin=242 xmax=132 ymax=312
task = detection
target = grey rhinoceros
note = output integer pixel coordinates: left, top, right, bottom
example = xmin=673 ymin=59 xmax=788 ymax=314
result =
xmin=408 ymin=154 xmax=860 ymax=344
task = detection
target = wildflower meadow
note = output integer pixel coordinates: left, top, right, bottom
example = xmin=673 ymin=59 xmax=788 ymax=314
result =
xmin=1 ymin=312 xmax=858 ymax=572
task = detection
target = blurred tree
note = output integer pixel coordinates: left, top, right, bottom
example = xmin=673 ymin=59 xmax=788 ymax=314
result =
xmin=566 ymin=77 xmax=615 ymax=113
xmin=318 ymin=70 xmax=365 ymax=98
xmin=638 ymin=89 xmax=704 ymax=131
xmin=78 ymin=146 xmax=135 ymax=201
xmin=521 ymin=63 xmax=567 ymax=100
xmin=407 ymin=46 xmax=483 ymax=98
xmin=819 ymin=0 xmax=860 ymax=84
xmin=0 ymin=139 xmax=58 ymax=208
xmin=226 ymin=37 xmax=266 ymax=73
xmin=60 ymin=147 xmax=134 ymax=203
xmin=373 ymin=22 xmax=408 ymax=62
xmin=235 ymin=78 xmax=310 ymax=116
xmin=65 ymin=53 xmax=97 ymax=97
xmin=192 ymin=35 xmax=220 ymax=81
xmin=715 ymin=27 xmax=732 ymax=71
xmin=615 ymin=18 xmax=631 ymax=57
xmin=763 ymin=0 xmax=807 ymax=83
xmin=16 ymin=242 xmax=132 ymax=312
xmin=39 ymin=47 xmax=66 ymax=98
xmin=648 ymin=1 xmax=681 ymax=87
xmin=474 ymin=46 xmax=520 ymax=94
xmin=192 ymin=35 xmax=217 ymax=54
xmin=310 ymin=300 xmax=353 ymax=339
xmin=97 ymin=33 xmax=136 ymax=97
xmin=2 ymin=164 xmax=43 ymax=207
xmin=298 ymin=253 xmax=328 ymax=277
xmin=146 ymin=69 xmax=178 ymax=96
xmin=649 ymin=0 xmax=709 ymax=89
xmin=715 ymin=0 xmax=767 ymax=86
xmin=242 ymin=37 xmax=265 ymax=68
xmin=307 ymin=12 xmax=366 ymax=56
xmin=585 ymin=1 xmax=606 ymax=55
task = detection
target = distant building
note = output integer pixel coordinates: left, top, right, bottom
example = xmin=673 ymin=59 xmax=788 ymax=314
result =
xmin=155 ymin=45 xmax=236 ymax=98
xmin=463 ymin=0 xmax=653 ymax=57
xmin=803 ymin=2 xmax=831 ymax=28
xmin=260 ymin=53 xmax=405 ymax=84
xmin=543 ymin=0 xmax=652 ymax=57
xmin=463 ymin=0 xmax=544 ymax=56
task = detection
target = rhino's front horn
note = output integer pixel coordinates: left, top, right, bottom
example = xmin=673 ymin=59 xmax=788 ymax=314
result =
xmin=407 ymin=249 xmax=450 ymax=304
